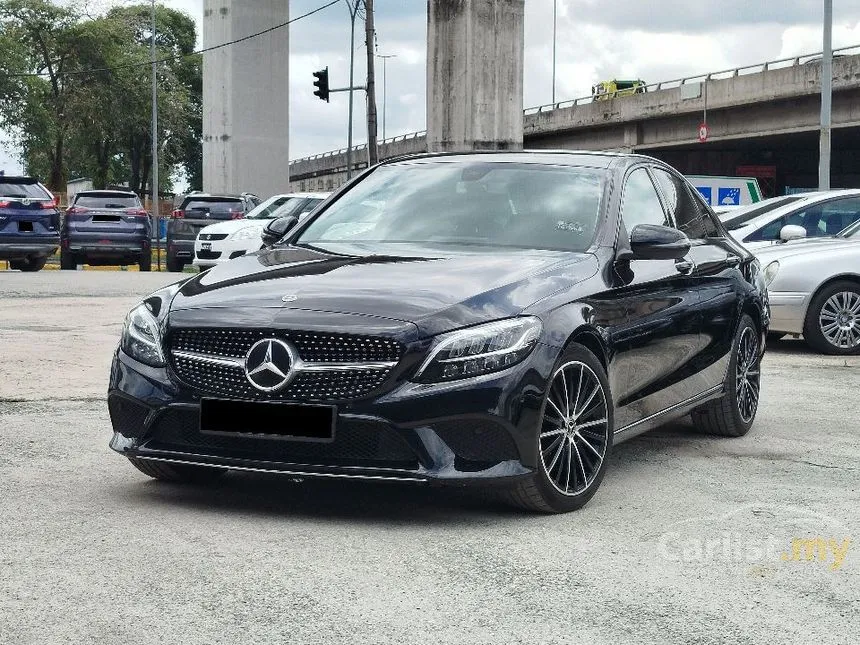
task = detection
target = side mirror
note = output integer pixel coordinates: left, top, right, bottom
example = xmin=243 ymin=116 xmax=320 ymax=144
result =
xmin=780 ymin=224 xmax=806 ymax=242
xmin=629 ymin=224 xmax=691 ymax=260
xmin=261 ymin=215 xmax=298 ymax=248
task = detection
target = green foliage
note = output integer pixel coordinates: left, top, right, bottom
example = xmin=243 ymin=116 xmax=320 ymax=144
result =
xmin=0 ymin=0 xmax=201 ymax=193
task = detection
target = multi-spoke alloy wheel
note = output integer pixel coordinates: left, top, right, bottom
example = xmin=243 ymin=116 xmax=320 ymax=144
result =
xmin=818 ymin=290 xmax=860 ymax=350
xmin=804 ymin=282 xmax=860 ymax=355
xmin=539 ymin=360 xmax=609 ymax=496
xmin=735 ymin=327 xmax=760 ymax=424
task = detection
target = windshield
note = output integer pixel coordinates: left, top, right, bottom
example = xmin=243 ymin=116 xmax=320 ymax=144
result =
xmin=246 ymin=195 xmax=293 ymax=220
xmin=721 ymin=195 xmax=806 ymax=229
xmin=183 ymin=198 xmax=244 ymax=219
xmin=74 ymin=193 xmax=139 ymax=208
xmin=295 ymin=162 xmax=605 ymax=253
xmin=0 ymin=180 xmax=50 ymax=200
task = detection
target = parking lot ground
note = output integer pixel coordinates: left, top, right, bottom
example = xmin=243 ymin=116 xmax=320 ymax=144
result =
xmin=1 ymin=271 xmax=858 ymax=644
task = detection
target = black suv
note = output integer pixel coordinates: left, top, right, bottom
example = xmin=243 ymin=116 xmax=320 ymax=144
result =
xmin=0 ymin=176 xmax=60 ymax=271
xmin=167 ymin=192 xmax=259 ymax=272
xmin=61 ymin=190 xmax=151 ymax=271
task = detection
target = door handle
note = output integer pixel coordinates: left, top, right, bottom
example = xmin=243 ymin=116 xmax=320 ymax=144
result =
xmin=675 ymin=259 xmax=695 ymax=274
xmin=725 ymin=254 xmax=741 ymax=267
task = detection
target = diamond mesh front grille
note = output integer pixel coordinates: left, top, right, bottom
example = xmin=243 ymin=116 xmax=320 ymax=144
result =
xmin=168 ymin=329 xmax=402 ymax=402
xmin=170 ymin=329 xmax=402 ymax=363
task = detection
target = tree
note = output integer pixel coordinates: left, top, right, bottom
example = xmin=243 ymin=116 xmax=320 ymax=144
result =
xmin=0 ymin=0 xmax=81 ymax=189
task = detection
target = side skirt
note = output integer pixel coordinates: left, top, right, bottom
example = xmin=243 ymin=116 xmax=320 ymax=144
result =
xmin=613 ymin=383 xmax=724 ymax=444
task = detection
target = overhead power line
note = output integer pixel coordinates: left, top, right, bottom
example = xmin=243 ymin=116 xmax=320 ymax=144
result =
xmin=0 ymin=0 xmax=340 ymax=79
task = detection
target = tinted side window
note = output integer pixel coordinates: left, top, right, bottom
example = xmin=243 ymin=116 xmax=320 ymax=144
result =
xmin=652 ymin=168 xmax=718 ymax=239
xmin=622 ymin=168 xmax=668 ymax=231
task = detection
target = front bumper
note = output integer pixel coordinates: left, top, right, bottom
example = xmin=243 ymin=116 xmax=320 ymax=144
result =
xmin=108 ymin=344 xmax=557 ymax=484
xmin=767 ymin=290 xmax=808 ymax=335
xmin=168 ymin=238 xmax=195 ymax=261
xmin=192 ymin=237 xmax=254 ymax=268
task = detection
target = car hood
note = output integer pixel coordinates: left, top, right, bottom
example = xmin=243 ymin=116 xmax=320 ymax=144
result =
xmin=171 ymin=244 xmax=599 ymax=337
xmin=754 ymin=237 xmax=860 ymax=262
xmin=198 ymin=219 xmax=267 ymax=236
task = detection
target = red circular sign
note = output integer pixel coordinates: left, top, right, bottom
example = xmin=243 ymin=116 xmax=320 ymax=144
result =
xmin=697 ymin=122 xmax=710 ymax=143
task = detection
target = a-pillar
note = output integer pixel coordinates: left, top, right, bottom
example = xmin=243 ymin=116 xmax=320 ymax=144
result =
xmin=202 ymin=0 xmax=289 ymax=198
xmin=426 ymin=0 xmax=525 ymax=153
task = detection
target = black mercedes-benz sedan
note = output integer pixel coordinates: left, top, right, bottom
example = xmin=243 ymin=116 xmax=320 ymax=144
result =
xmin=108 ymin=151 xmax=768 ymax=513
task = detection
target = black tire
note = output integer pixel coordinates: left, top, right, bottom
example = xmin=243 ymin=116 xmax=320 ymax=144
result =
xmin=767 ymin=332 xmax=786 ymax=343
xmin=8 ymin=260 xmax=25 ymax=270
xmin=166 ymin=256 xmax=184 ymax=273
xmin=802 ymin=280 xmax=860 ymax=355
xmin=692 ymin=314 xmax=760 ymax=437
xmin=60 ymin=249 xmax=77 ymax=270
xmin=127 ymin=456 xmax=227 ymax=483
xmin=18 ymin=256 xmax=47 ymax=272
xmin=501 ymin=344 xmax=613 ymax=513
xmin=138 ymin=253 xmax=152 ymax=272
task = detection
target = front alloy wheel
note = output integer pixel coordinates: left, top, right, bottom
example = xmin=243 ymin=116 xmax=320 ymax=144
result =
xmin=804 ymin=281 xmax=860 ymax=355
xmin=540 ymin=360 xmax=609 ymax=496
xmin=502 ymin=344 xmax=613 ymax=513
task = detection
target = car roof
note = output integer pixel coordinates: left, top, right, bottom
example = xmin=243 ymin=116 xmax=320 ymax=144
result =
xmin=732 ymin=189 xmax=860 ymax=231
xmin=381 ymin=149 xmax=654 ymax=170
xmin=183 ymin=193 xmax=245 ymax=200
xmin=76 ymin=189 xmax=137 ymax=196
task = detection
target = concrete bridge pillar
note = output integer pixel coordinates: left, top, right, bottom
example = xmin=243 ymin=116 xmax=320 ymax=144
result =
xmin=426 ymin=0 xmax=525 ymax=152
xmin=202 ymin=0 xmax=289 ymax=198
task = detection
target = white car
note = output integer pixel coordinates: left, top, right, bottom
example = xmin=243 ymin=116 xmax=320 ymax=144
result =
xmin=721 ymin=190 xmax=860 ymax=250
xmin=193 ymin=192 xmax=329 ymax=269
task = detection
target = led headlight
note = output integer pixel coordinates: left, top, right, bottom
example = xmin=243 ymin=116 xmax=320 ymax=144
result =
xmin=414 ymin=317 xmax=542 ymax=383
xmin=763 ymin=260 xmax=780 ymax=287
xmin=121 ymin=303 xmax=165 ymax=367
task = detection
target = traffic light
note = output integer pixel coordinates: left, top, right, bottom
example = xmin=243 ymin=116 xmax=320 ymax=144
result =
xmin=313 ymin=67 xmax=330 ymax=102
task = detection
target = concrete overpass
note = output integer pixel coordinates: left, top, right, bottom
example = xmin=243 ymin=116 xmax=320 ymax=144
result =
xmin=288 ymin=44 xmax=860 ymax=197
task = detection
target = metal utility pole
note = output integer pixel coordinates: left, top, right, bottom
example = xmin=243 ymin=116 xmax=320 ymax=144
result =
xmin=377 ymin=54 xmax=396 ymax=140
xmin=150 ymin=0 xmax=160 ymax=270
xmin=345 ymin=0 xmax=361 ymax=179
xmin=552 ymin=0 xmax=557 ymax=105
xmin=819 ymin=0 xmax=833 ymax=190
xmin=364 ymin=0 xmax=378 ymax=165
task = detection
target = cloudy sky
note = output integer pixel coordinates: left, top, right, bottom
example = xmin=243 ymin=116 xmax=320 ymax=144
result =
xmin=4 ymin=0 xmax=860 ymax=179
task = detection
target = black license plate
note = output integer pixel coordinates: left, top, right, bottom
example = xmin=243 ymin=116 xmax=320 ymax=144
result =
xmin=200 ymin=399 xmax=335 ymax=442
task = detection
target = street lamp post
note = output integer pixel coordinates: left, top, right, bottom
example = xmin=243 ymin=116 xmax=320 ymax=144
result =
xmin=376 ymin=53 xmax=396 ymax=141
xmin=552 ymin=0 xmax=557 ymax=105
xmin=150 ymin=0 xmax=160 ymax=270
xmin=820 ymin=0 xmax=833 ymax=190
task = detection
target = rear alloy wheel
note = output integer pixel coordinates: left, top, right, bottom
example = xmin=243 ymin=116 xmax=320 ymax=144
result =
xmin=804 ymin=281 xmax=860 ymax=355
xmin=60 ymin=249 xmax=77 ymax=270
xmin=692 ymin=314 xmax=760 ymax=437
xmin=502 ymin=344 xmax=612 ymax=513
xmin=127 ymin=456 xmax=227 ymax=483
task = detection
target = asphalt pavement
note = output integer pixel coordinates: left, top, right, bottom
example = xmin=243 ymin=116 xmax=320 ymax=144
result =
xmin=1 ymin=271 xmax=857 ymax=644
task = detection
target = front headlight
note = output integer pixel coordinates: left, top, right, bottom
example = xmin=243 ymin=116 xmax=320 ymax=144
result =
xmin=763 ymin=260 xmax=780 ymax=287
xmin=413 ymin=317 xmax=542 ymax=383
xmin=229 ymin=226 xmax=261 ymax=241
xmin=121 ymin=303 xmax=165 ymax=367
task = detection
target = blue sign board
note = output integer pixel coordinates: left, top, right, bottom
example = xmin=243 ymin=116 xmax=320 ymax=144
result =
xmin=695 ymin=186 xmax=712 ymax=205
xmin=718 ymin=187 xmax=741 ymax=206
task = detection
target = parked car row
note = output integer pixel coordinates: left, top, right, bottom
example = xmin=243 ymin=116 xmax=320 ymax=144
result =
xmin=717 ymin=190 xmax=860 ymax=355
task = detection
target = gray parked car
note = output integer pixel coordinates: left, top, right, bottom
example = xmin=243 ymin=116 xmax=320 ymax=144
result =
xmin=757 ymin=220 xmax=860 ymax=354
xmin=166 ymin=192 xmax=259 ymax=272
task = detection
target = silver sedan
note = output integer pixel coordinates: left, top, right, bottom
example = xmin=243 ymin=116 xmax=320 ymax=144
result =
xmin=756 ymin=220 xmax=860 ymax=354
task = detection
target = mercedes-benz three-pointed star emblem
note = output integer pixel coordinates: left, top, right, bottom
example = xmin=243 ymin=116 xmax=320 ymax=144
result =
xmin=244 ymin=338 xmax=296 ymax=392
